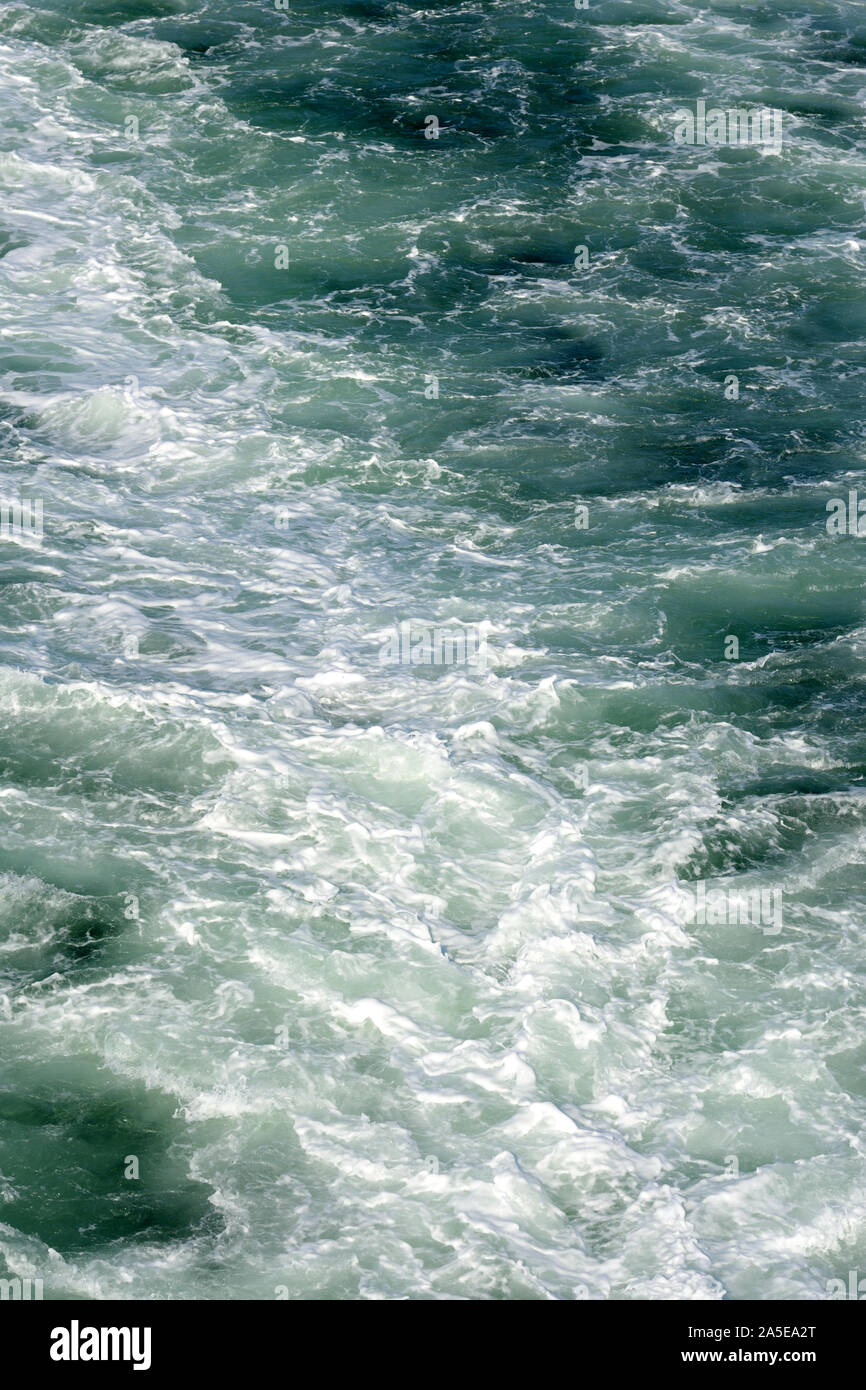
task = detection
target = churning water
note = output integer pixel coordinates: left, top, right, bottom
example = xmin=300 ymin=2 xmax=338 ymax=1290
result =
xmin=1 ymin=0 xmax=866 ymax=1300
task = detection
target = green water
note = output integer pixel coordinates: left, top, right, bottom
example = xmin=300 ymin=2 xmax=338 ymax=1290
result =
xmin=0 ymin=0 xmax=865 ymax=1300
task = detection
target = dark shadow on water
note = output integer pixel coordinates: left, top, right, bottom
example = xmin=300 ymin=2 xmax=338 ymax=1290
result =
xmin=0 ymin=1059 xmax=220 ymax=1257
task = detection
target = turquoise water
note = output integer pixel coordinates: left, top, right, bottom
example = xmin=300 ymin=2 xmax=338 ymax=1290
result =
xmin=0 ymin=0 xmax=865 ymax=1300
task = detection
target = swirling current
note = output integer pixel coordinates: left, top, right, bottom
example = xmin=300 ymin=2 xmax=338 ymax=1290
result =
xmin=0 ymin=0 xmax=865 ymax=1301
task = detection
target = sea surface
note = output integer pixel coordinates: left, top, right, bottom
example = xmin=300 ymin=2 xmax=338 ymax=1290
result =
xmin=1 ymin=0 xmax=866 ymax=1300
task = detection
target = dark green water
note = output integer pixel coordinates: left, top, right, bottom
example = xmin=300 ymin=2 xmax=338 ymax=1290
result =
xmin=0 ymin=0 xmax=865 ymax=1299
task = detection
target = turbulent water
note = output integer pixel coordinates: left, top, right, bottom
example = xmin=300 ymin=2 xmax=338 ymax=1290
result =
xmin=0 ymin=0 xmax=865 ymax=1302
